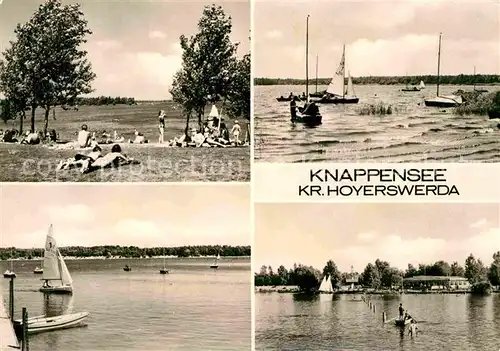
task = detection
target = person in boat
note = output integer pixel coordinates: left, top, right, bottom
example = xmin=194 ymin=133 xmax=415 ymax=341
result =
xmin=56 ymin=145 xmax=103 ymax=171
xmin=408 ymin=319 xmax=418 ymax=337
xmin=231 ymin=120 xmax=241 ymax=145
xmin=300 ymin=100 xmax=319 ymax=116
xmin=288 ymin=92 xmax=294 ymax=100
xmin=158 ymin=110 xmax=166 ymax=144
xmin=78 ymin=124 xmax=91 ymax=148
xmin=399 ymin=303 xmax=404 ymax=320
xmin=81 ymin=144 xmax=138 ymax=174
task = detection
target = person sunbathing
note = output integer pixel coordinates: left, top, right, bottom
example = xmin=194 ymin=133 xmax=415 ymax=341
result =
xmin=20 ymin=131 xmax=41 ymax=145
xmin=129 ymin=130 xmax=148 ymax=144
xmin=187 ymin=128 xmax=206 ymax=147
xmin=204 ymin=129 xmax=227 ymax=148
xmin=81 ymin=144 xmax=139 ymax=174
xmin=56 ymin=145 xmax=103 ymax=171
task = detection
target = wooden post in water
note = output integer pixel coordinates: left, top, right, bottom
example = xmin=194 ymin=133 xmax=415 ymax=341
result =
xmin=9 ymin=277 xmax=14 ymax=323
xmin=382 ymin=312 xmax=386 ymax=323
xmin=373 ymin=304 xmax=376 ymax=313
xmin=22 ymin=308 xmax=29 ymax=351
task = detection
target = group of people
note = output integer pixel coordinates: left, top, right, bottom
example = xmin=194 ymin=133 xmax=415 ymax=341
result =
xmin=289 ymin=94 xmax=320 ymax=121
xmin=1 ymin=128 xmax=58 ymax=145
xmin=398 ymin=303 xmax=418 ymax=337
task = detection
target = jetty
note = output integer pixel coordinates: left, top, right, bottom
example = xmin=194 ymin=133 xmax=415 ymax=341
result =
xmin=0 ymin=295 xmax=19 ymax=349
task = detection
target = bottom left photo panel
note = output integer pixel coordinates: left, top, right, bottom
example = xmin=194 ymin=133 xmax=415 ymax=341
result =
xmin=0 ymin=184 xmax=251 ymax=351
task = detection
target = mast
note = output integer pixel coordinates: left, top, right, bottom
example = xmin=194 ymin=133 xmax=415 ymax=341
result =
xmin=342 ymin=44 xmax=346 ymax=99
xmin=473 ymin=65 xmax=476 ymax=91
xmin=305 ymin=15 xmax=309 ymax=99
xmin=315 ymin=54 xmax=318 ymax=93
xmin=436 ymin=32 xmax=442 ymax=97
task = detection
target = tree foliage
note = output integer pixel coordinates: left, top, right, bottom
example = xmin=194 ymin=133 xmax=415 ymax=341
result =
xmin=0 ymin=0 xmax=95 ymax=134
xmin=226 ymin=53 xmax=250 ymax=119
xmin=465 ymin=254 xmax=487 ymax=284
xmin=322 ymin=259 xmax=341 ymax=290
xmin=170 ymin=5 xmax=244 ymax=134
xmin=488 ymin=251 xmax=500 ymax=287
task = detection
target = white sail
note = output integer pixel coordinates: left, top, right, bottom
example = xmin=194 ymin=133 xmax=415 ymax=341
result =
xmin=216 ymin=253 xmax=221 ymax=260
xmin=419 ymin=81 xmax=425 ymax=89
xmin=319 ymin=275 xmax=332 ymax=292
xmin=209 ymin=105 xmax=219 ymax=117
xmin=326 ymin=276 xmax=333 ymax=292
xmin=326 ymin=48 xmax=345 ymax=96
xmin=345 ymin=72 xmax=356 ymax=97
xmin=42 ymin=225 xmax=61 ymax=281
xmin=59 ymin=250 xmax=73 ymax=286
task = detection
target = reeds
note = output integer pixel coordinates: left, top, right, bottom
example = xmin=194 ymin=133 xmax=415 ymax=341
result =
xmin=358 ymin=102 xmax=393 ymax=116
xmin=455 ymin=90 xmax=500 ymax=116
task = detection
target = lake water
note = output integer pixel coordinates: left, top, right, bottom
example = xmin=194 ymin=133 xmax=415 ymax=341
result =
xmin=255 ymin=292 xmax=500 ymax=351
xmin=254 ymin=85 xmax=500 ymax=163
xmin=1 ymin=257 xmax=251 ymax=351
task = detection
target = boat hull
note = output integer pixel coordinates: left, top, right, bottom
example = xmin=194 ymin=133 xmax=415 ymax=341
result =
xmin=123 ymin=267 xmax=131 ymax=271
xmin=15 ymin=312 xmax=89 ymax=334
xmin=3 ymin=273 xmax=16 ymax=278
xmin=276 ymin=96 xmax=302 ymax=102
xmin=210 ymin=265 xmax=219 ymax=269
xmin=159 ymin=269 xmax=169 ymax=274
xmin=39 ymin=285 xmax=73 ymax=294
xmin=316 ymin=97 xmax=359 ymax=104
xmin=424 ymin=95 xmax=462 ymax=108
xmin=33 ymin=270 xmax=43 ymax=274
xmin=401 ymin=88 xmax=421 ymax=92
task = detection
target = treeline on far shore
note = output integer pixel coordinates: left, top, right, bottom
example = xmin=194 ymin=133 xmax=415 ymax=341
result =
xmin=255 ymin=74 xmax=500 ymax=86
xmin=255 ymin=252 xmax=500 ymax=295
xmin=0 ymin=245 xmax=251 ymax=260
xmin=67 ymin=96 xmax=137 ymax=107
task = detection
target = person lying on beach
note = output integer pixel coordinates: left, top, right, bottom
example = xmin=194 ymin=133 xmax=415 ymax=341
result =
xmin=187 ymin=128 xmax=206 ymax=147
xmin=78 ymin=124 xmax=91 ymax=148
xmin=20 ymin=131 xmax=41 ymax=145
xmin=2 ymin=129 xmax=19 ymax=143
xmin=203 ymin=129 xmax=227 ymax=148
xmin=56 ymin=145 xmax=103 ymax=171
xmin=113 ymin=131 xmax=125 ymax=143
xmin=129 ymin=130 xmax=148 ymax=144
xmin=81 ymin=144 xmax=139 ymax=174
xmin=168 ymin=133 xmax=189 ymax=147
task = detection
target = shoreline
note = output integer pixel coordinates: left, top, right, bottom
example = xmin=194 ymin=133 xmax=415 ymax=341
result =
xmin=255 ymin=286 xmax=500 ymax=294
xmin=1 ymin=255 xmax=251 ymax=261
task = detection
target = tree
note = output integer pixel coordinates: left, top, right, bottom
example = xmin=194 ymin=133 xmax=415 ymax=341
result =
xmin=488 ymin=251 xmax=500 ymax=288
xmin=226 ymin=53 xmax=250 ymax=119
xmin=170 ymin=5 xmax=239 ymax=132
xmin=465 ymin=254 xmax=487 ymax=284
xmin=290 ymin=264 xmax=321 ymax=292
xmin=450 ymin=261 xmax=465 ymax=277
xmin=360 ymin=263 xmax=380 ymax=289
xmin=0 ymin=0 xmax=95 ymax=134
xmin=405 ymin=264 xmax=418 ymax=278
xmin=322 ymin=260 xmax=341 ymax=290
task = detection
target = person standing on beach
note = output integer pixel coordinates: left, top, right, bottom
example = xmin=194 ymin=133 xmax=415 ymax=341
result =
xmin=158 ymin=110 xmax=166 ymax=143
xmin=231 ymin=120 xmax=241 ymax=145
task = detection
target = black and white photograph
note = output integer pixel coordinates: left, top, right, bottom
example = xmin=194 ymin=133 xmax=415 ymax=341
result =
xmin=0 ymin=0 xmax=250 ymax=182
xmin=0 ymin=184 xmax=251 ymax=350
xmin=254 ymin=203 xmax=500 ymax=351
xmin=254 ymin=1 xmax=500 ymax=163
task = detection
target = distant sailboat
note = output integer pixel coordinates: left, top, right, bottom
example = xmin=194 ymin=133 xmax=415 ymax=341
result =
xmin=33 ymin=266 xmax=43 ymax=274
xmin=210 ymin=252 xmax=220 ymax=269
xmin=159 ymin=250 xmax=169 ymax=274
xmin=3 ymin=253 xmax=16 ymax=278
xmin=424 ymin=33 xmax=462 ymax=107
xmin=40 ymin=225 xmax=73 ymax=294
xmin=402 ymin=73 xmax=420 ymax=92
xmin=419 ymin=81 xmax=425 ymax=89
xmin=317 ymin=45 xmax=359 ymax=104
xmin=318 ymin=275 xmax=333 ymax=293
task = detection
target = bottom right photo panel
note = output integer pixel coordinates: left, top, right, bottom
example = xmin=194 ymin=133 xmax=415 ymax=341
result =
xmin=254 ymin=203 xmax=500 ymax=351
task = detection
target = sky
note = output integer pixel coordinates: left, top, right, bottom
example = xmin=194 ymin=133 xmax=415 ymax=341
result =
xmin=0 ymin=0 xmax=250 ymax=100
xmin=254 ymin=203 xmax=500 ymax=273
xmin=0 ymin=184 xmax=250 ymax=248
xmin=254 ymin=0 xmax=500 ymax=78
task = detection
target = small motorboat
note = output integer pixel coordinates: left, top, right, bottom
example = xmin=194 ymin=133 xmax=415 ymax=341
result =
xmin=14 ymin=312 xmax=89 ymax=334
xmin=123 ymin=265 xmax=132 ymax=272
xmin=33 ymin=266 xmax=43 ymax=274
xmin=3 ymin=270 xmax=16 ymax=278
xmin=159 ymin=268 xmax=169 ymax=274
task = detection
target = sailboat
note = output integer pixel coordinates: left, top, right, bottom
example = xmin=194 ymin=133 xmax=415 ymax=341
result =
xmin=159 ymin=250 xmax=169 ymax=274
xmin=401 ymin=73 xmax=420 ymax=92
xmin=290 ymin=15 xmax=322 ymax=126
xmin=39 ymin=225 xmax=73 ymax=294
xmin=419 ymin=81 xmax=426 ymax=90
xmin=424 ymin=33 xmax=463 ymax=108
xmin=317 ymin=45 xmax=359 ymax=104
xmin=210 ymin=252 xmax=220 ymax=269
xmin=318 ymin=275 xmax=333 ymax=293
xmin=3 ymin=253 xmax=16 ymax=278
xmin=33 ymin=266 xmax=43 ymax=274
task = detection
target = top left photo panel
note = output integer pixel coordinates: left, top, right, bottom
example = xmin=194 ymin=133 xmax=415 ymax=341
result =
xmin=0 ymin=0 xmax=250 ymax=182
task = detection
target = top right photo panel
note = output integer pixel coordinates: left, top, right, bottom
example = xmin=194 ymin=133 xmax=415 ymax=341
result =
xmin=253 ymin=1 xmax=500 ymax=163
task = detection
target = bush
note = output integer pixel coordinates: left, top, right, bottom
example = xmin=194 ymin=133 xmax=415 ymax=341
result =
xmin=471 ymin=281 xmax=492 ymax=295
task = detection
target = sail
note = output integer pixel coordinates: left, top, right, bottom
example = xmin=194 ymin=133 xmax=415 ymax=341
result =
xmin=216 ymin=253 xmax=221 ymax=260
xmin=319 ymin=276 xmax=331 ymax=292
xmin=325 ymin=276 xmax=333 ymax=292
xmin=326 ymin=49 xmax=345 ymax=96
xmin=419 ymin=81 xmax=425 ymax=89
xmin=209 ymin=105 xmax=219 ymax=117
xmin=42 ymin=225 xmax=61 ymax=281
xmin=59 ymin=250 xmax=73 ymax=286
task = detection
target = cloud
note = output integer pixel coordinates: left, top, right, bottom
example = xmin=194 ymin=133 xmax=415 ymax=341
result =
xmin=149 ymin=30 xmax=166 ymax=40
xmin=266 ymin=30 xmax=282 ymax=39
xmin=134 ymin=51 xmax=183 ymax=88
xmin=44 ymin=204 xmax=95 ymax=224
xmin=357 ymin=232 xmax=377 ymax=241
xmin=95 ymin=40 xmax=122 ymax=50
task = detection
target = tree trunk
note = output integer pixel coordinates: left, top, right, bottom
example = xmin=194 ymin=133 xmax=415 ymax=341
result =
xmin=198 ymin=109 xmax=203 ymax=131
xmin=30 ymin=106 xmax=36 ymax=133
xmin=184 ymin=111 xmax=191 ymax=137
xmin=19 ymin=111 xmax=24 ymax=134
xmin=43 ymin=107 xmax=50 ymax=136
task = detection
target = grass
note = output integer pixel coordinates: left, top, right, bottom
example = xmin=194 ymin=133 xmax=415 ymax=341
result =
xmin=357 ymin=102 xmax=393 ymax=116
xmin=0 ymin=102 xmax=250 ymax=182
